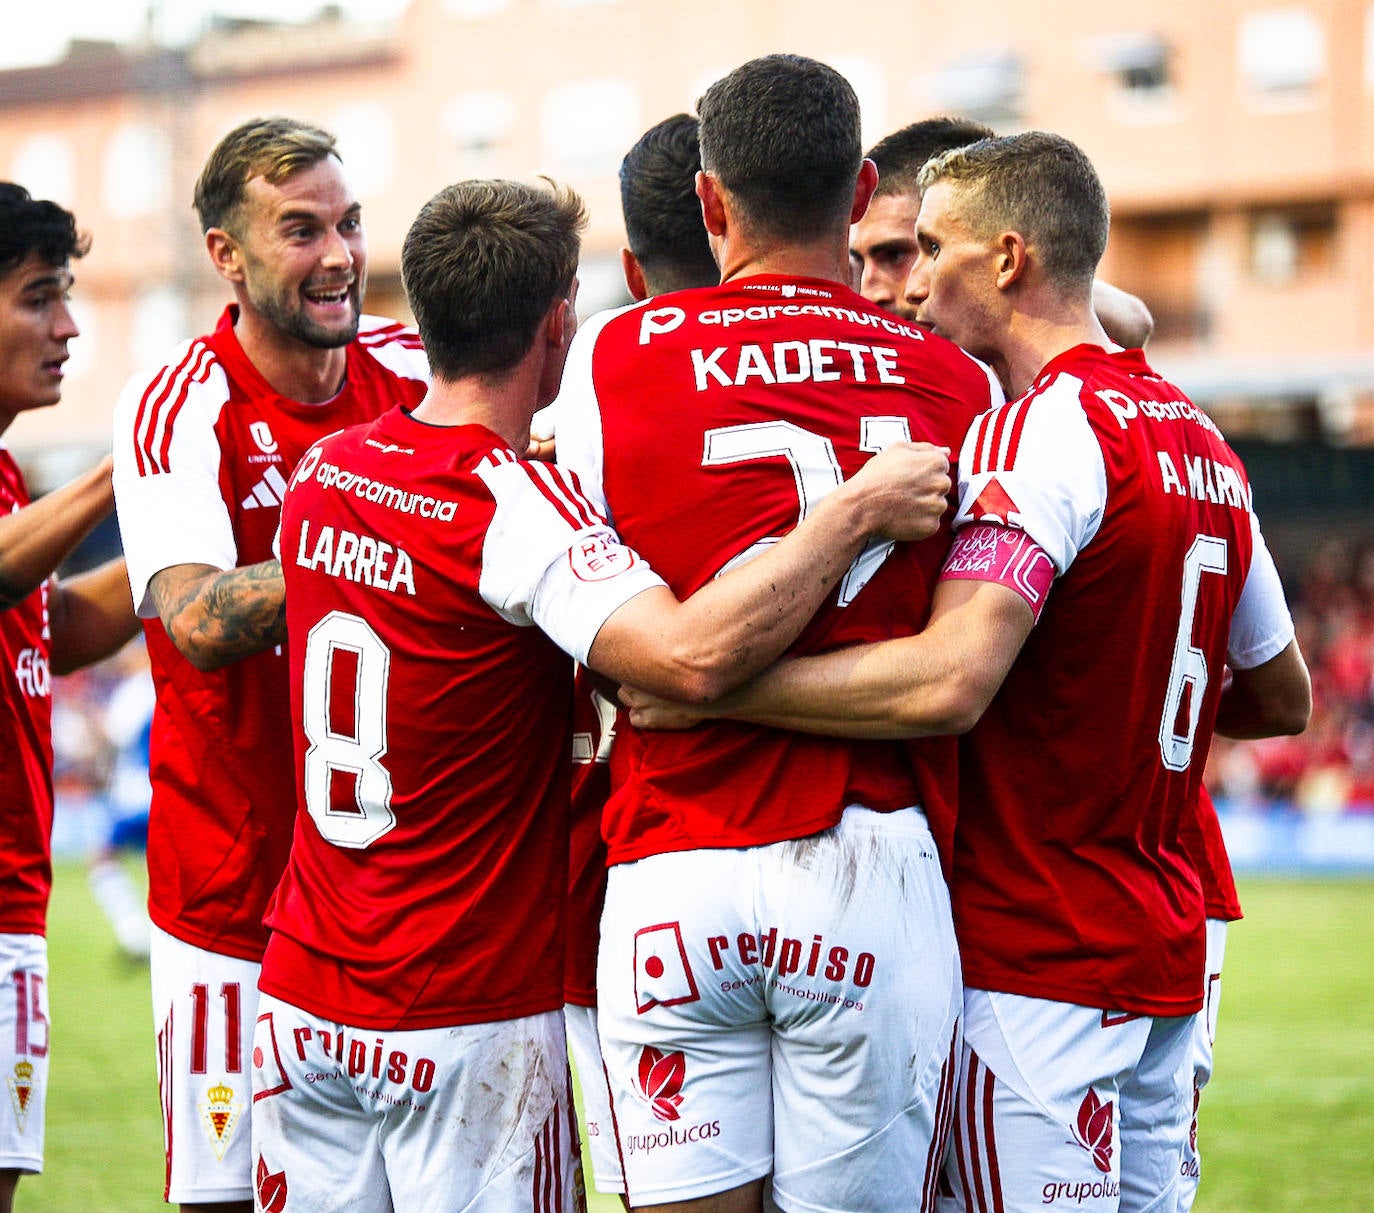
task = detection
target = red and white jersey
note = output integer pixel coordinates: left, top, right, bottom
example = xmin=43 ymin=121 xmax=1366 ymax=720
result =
xmin=948 ymin=344 xmax=1292 ymax=1015
xmin=1186 ymin=785 xmax=1241 ymax=922
xmin=566 ymin=666 xmax=616 ymax=1007
xmin=262 ymin=406 xmax=665 ymax=1030
xmin=556 ymin=275 xmax=1000 ymax=864
xmin=111 ymin=306 xmax=428 ymax=961
xmin=0 ymin=450 xmax=53 ymax=936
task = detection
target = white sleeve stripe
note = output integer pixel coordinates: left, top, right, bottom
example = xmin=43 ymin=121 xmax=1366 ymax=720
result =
xmin=134 ymin=342 xmax=216 ymax=477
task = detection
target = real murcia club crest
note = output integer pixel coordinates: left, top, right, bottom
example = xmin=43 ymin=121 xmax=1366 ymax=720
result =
xmin=200 ymin=1082 xmax=242 ymax=1159
xmin=7 ymin=1060 xmax=34 ymax=1133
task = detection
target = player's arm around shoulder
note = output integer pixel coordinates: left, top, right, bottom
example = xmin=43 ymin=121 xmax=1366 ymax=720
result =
xmin=625 ymin=573 xmax=1035 ymax=738
xmin=0 ymin=454 xmax=118 ymax=611
xmin=589 ymin=440 xmax=954 ymax=704
xmin=47 ymin=557 xmax=141 ymax=674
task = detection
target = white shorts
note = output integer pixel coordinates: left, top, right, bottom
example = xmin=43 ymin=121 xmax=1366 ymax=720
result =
xmin=252 ymin=995 xmax=582 ymax=1212
xmin=598 ymin=805 xmax=962 ymax=1211
xmin=566 ymin=1002 xmax=624 ymax=1195
xmin=149 ymin=924 xmax=259 ymax=1203
xmin=0 ymin=934 xmax=48 ymax=1174
xmin=941 ymin=988 xmax=1195 ymax=1213
xmin=1177 ymin=919 xmax=1227 ymax=1212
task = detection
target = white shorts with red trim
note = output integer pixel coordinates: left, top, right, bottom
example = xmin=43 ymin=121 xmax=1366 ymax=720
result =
xmin=1177 ymin=919 xmax=1227 ymax=1212
xmin=565 ymin=1003 xmax=624 ymax=1195
xmin=598 ymin=805 xmax=962 ymax=1212
xmin=940 ymin=988 xmax=1194 ymax=1213
xmin=251 ymin=995 xmax=582 ymax=1212
xmin=0 ymin=934 xmax=48 ymax=1174
xmin=150 ymin=924 xmax=259 ymax=1203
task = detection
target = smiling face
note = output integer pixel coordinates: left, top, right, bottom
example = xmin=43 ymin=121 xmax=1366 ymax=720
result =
xmin=850 ymin=191 xmax=922 ymax=321
xmin=228 ymin=156 xmax=365 ymax=350
xmin=905 ymin=179 xmax=1006 ymax=362
xmin=0 ymin=251 xmax=79 ymax=429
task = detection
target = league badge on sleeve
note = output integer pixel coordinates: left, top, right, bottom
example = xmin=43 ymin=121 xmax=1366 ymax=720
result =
xmin=633 ymin=922 xmax=700 ymax=1013
xmin=569 ymin=532 xmax=639 ymax=583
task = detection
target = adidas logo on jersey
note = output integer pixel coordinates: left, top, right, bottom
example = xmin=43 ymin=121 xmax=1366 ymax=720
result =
xmin=241 ymin=466 xmax=289 ymax=510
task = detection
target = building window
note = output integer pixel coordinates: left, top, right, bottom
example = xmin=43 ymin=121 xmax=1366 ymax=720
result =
xmin=330 ymin=104 xmax=394 ymax=198
xmin=1238 ymin=8 xmax=1325 ymax=98
xmin=103 ymin=125 xmax=172 ymax=218
xmin=1248 ymin=204 xmax=1337 ymax=283
xmin=442 ymin=91 xmax=518 ymax=164
xmin=131 ymin=287 xmax=187 ymax=372
xmin=930 ymin=52 xmax=1024 ymax=126
xmin=1093 ymin=32 xmax=1173 ymax=98
xmin=542 ymin=79 xmax=640 ymax=176
xmin=829 ymin=56 xmax=887 ymax=148
xmin=9 ymin=135 xmax=75 ymax=206
xmin=442 ymin=0 xmax=510 ymax=17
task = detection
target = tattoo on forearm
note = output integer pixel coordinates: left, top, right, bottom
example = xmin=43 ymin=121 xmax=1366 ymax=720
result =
xmin=151 ymin=560 xmax=286 ymax=666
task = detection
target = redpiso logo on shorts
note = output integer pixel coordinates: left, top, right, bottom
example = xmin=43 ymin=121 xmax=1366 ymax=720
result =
xmin=256 ymin=1155 xmax=287 ymax=1212
xmin=636 ymin=1046 xmax=686 ymax=1122
xmin=1068 ymin=1087 xmax=1114 ymax=1173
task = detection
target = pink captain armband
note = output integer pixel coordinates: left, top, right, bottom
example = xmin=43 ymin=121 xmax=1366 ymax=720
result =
xmin=940 ymin=523 xmax=1056 ymax=622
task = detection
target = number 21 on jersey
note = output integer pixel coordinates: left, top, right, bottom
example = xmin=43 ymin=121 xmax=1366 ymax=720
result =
xmin=703 ymin=416 xmax=912 ymax=605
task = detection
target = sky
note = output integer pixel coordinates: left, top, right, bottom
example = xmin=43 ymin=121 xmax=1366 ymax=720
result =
xmin=1 ymin=0 xmax=411 ymax=69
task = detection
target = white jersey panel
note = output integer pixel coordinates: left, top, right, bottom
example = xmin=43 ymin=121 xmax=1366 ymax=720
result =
xmin=474 ymin=454 xmax=665 ymax=664
xmin=113 ymin=345 xmax=237 ymax=616
xmin=953 ymin=375 xmax=1107 ymax=576
xmin=354 ymin=315 xmax=431 ymax=382
xmin=1226 ymin=514 xmax=1295 ymax=670
xmin=553 ymin=302 xmax=647 ymax=522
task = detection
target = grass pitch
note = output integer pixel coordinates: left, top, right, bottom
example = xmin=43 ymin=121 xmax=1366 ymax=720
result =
xmin=23 ymin=866 xmax=1374 ymax=1211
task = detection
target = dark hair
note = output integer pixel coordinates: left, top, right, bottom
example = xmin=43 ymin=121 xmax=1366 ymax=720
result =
xmin=402 ymin=178 xmax=586 ymax=381
xmin=867 ymin=117 xmax=995 ymax=198
xmin=697 ymin=54 xmax=861 ymax=244
xmin=620 ymin=114 xmax=717 ymax=294
xmin=919 ymin=132 xmax=1109 ymax=289
xmin=0 ymin=183 xmax=89 ymax=276
xmin=194 ymin=117 xmax=339 ymax=234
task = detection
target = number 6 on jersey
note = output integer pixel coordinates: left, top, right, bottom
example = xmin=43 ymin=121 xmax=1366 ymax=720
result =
xmin=301 ymin=610 xmax=396 ymax=848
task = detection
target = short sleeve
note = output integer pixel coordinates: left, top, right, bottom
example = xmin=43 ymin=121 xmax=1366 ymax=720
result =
xmin=1227 ymin=514 xmax=1296 ymax=670
xmin=952 ymin=374 xmax=1107 ymax=575
xmin=112 ymin=346 xmax=238 ymax=616
xmin=474 ymin=453 xmax=665 ymax=664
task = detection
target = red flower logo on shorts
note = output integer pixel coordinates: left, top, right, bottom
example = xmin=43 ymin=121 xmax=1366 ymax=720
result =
xmin=256 ymin=1154 xmax=288 ymax=1212
xmin=637 ymin=1046 xmax=686 ymax=1122
xmin=1069 ymin=1087 xmax=1114 ymax=1174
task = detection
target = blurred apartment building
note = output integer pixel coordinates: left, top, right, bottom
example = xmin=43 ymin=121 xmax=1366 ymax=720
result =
xmin=3 ymin=0 xmax=1374 ymax=492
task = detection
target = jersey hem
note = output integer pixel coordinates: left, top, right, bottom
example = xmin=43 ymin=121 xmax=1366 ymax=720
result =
xmin=258 ymin=975 xmax=563 ymax=1032
xmin=960 ymin=970 xmax=1205 ymax=1018
xmin=147 ymin=908 xmax=266 ymax=964
xmin=605 ymin=804 xmax=887 ymax=865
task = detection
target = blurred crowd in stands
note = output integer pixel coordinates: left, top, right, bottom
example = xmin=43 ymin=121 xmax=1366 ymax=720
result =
xmin=1206 ymin=537 xmax=1374 ymax=814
